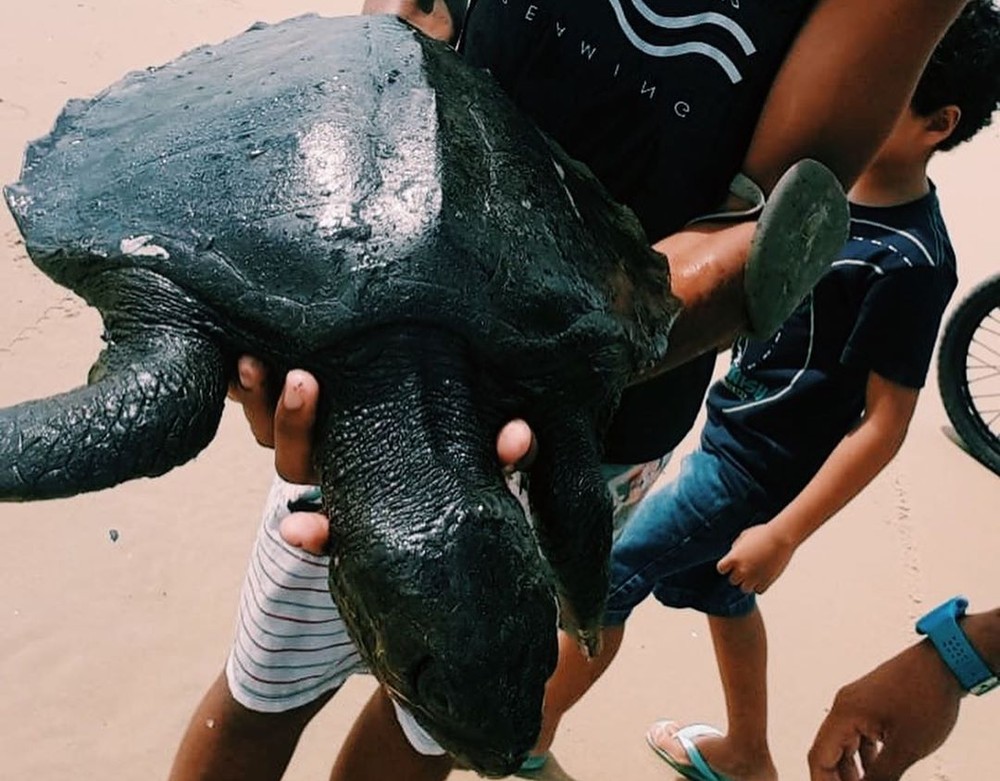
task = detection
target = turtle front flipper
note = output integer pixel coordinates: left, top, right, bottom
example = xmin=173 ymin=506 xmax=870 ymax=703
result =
xmin=526 ymin=410 xmax=613 ymax=657
xmin=0 ymin=330 xmax=227 ymax=501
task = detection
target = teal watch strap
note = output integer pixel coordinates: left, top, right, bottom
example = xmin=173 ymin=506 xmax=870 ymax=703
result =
xmin=916 ymin=596 xmax=999 ymax=696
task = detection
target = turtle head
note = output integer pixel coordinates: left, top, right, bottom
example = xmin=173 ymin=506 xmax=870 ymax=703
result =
xmin=315 ymin=328 xmax=558 ymax=775
xmin=330 ymin=491 xmax=558 ymax=776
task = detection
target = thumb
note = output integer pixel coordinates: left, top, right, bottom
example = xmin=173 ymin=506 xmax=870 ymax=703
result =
xmin=717 ymin=551 xmax=734 ymax=574
xmin=280 ymin=511 xmax=330 ymax=555
xmin=497 ymin=418 xmax=537 ymax=472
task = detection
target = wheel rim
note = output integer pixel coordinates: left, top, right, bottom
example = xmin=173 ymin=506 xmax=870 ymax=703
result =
xmin=963 ymin=301 xmax=1000 ymax=444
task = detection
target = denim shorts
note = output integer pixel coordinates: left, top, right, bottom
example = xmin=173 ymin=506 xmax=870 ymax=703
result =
xmin=604 ymin=447 xmax=777 ymax=622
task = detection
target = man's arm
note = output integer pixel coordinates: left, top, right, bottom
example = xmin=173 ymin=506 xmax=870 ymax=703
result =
xmin=808 ymin=607 xmax=1000 ymax=781
xmin=718 ymin=370 xmax=919 ymax=593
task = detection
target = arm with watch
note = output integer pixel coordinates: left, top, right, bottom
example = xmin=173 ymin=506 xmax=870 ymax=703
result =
xmin=808 ymin=597 xmax=999 ymax=781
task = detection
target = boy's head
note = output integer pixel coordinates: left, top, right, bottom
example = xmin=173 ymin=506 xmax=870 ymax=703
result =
xmin=910 ymin=0 xmax=1000 ymax=152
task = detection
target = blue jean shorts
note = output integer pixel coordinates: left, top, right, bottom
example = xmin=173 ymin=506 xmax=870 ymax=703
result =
xmin=604 ymin=447 xmax=777 ymax=622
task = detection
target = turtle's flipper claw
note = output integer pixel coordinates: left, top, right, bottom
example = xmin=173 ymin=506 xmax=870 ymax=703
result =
xmin=577 ymin=627 xmax=604 ymax=659
xmin=557 ymin=594 xmax=604 ymax=659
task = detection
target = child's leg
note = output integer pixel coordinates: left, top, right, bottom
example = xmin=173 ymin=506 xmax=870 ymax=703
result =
xmin=169 ymin=478 xmax=358 ymax=781
xmin=648 ymin=607 xmax=775 ymax=781
xmin=330 ymin=688 xmax=454 ymax=781
xmin=526 ymin=624 xmax=627 ymax=762
xmin=169 ymin=671 xmax=336 ymax=781
xmin=531 ymin=449 xmax=761 ymax=768
xmin=710 ymin=610 xmax=772 ymax=770
xmin=526 ymin=458 xmax=674 ymax=763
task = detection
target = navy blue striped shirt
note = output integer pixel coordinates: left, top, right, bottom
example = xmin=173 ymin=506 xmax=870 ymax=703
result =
xmin=702 ymin=187 xmax=957 ymax=498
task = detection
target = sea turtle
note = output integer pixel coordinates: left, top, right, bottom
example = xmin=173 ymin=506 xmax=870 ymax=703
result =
xmin=0 ymin=10 xmax=852 ymax=773
xmin=0 ymin=13 xmax=679 ymax=774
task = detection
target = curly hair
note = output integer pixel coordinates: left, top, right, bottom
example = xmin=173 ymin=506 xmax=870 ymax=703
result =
xmin=911 ymin=0 xmax=1000 ymax=151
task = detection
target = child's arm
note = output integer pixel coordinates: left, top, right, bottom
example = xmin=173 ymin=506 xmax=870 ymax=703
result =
xmin=718 ymin=370 xmax=918 ymax=594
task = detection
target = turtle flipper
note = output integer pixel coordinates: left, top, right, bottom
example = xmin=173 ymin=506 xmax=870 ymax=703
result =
xmin=0 ymin=331 xmax=227 ymax=501
xmin=526 ymin=411 xmax=613 ymax=657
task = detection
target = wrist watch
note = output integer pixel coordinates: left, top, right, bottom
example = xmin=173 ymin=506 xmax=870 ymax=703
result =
xmin=916 ymin=596 xmax=999 ymax=696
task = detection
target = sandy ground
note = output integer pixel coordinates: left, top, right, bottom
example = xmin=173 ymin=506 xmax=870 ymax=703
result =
xmin=1 ymin=2 xmax=997 ymax=779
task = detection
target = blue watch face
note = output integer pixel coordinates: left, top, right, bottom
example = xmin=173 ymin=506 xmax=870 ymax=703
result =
xmin=971 ymin=676 xmax=1000 ymax=696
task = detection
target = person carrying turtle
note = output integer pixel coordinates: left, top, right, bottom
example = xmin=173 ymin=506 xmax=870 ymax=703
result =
xmin=168 ymin=1 xmax=973 ymax=780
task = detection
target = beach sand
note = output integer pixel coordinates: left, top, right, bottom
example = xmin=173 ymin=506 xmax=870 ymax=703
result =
xmin=1 ymin=2 xmax=996 ymax=779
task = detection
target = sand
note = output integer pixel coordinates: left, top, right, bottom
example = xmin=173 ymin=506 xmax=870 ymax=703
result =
xmin=0 ymin=2 xmax=996 ymax=779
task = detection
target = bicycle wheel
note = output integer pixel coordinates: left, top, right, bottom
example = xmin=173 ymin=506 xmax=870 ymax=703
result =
xmin=937 ymin=273 xmax=1000 ymax=475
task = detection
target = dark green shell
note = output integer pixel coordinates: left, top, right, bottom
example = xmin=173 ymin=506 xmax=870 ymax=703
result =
xmin=5 ymin=13 xmax=676 ymax=406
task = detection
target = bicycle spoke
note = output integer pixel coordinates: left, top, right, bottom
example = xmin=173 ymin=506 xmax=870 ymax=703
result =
xmin=966 ymin=368 xmax=1000 ymax=384
xmin=939 ymin=277 xmax=1000 ymax=472
xmin=970 ymin=335 xmax=1000 ymax=361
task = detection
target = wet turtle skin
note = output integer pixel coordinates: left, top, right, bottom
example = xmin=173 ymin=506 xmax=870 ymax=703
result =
xmin=0 ymin=15 xmax=677 ymax=774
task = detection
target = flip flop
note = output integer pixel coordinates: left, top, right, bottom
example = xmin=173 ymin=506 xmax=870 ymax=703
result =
xmin=741 ymin=159 xmax=849 ymax=339
xmin=514 ymin=753 xmax=549 ymax=777
xmin=645 ymin=720 xmax=734 ymax=781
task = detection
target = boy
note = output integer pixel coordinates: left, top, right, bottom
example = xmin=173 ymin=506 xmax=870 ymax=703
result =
xmin=532 ymin=4 xmax=1000 ymax=780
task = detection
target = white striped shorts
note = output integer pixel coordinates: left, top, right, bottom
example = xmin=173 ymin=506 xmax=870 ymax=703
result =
xmin=225 ymin=455 xmax=670 ymax=739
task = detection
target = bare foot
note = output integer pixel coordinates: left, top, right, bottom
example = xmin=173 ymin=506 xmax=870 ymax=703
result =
xmin=647 ymin=720 xmax=777 ymax=781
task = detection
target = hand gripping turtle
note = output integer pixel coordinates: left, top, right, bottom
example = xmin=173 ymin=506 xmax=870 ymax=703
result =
xmin=0 ymin=14 xmax=840 ymax=776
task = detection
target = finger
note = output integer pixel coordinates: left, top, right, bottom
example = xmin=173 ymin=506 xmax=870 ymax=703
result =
xmin=497 ymin=418 xmax=537 ymax=472
xmin=717 ymin=554 xmax=733 ymax=575
xmin=835 ymin=751 xmax=861 ymax=781
xmin=808 ymin=757 xmax=844 ymax=781
xmin=230 ymin=356 xmax=275 ymax=447
xmin=279 ymin=511 xmax=330 ymax=555
xmin=274 ymin=370 xmax=321 ymax=484
xmin=236 ymin=354 xmax=267 ymax=393
xmin=808 ymin=760 xmax=843 ymax=781
xmin=864 ymin=743 xmax=916 ymax=781
xmin=858 ymin=736 xmax=882 ymax=773
xmin=809 ymin=722 xmax=862 ymax=781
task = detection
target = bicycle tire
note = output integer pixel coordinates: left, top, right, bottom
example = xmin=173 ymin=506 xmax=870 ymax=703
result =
xmin=937 ymin=273 xmax=1000 ymax=475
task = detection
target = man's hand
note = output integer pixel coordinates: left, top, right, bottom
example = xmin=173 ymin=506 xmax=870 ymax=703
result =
xmin=808 ymin=640 xmax=963 ymax=781
xmin=229 ymin=357 xmax=537 ymax=554
xmin=717 ymin=523 xmax=795 ymax=594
